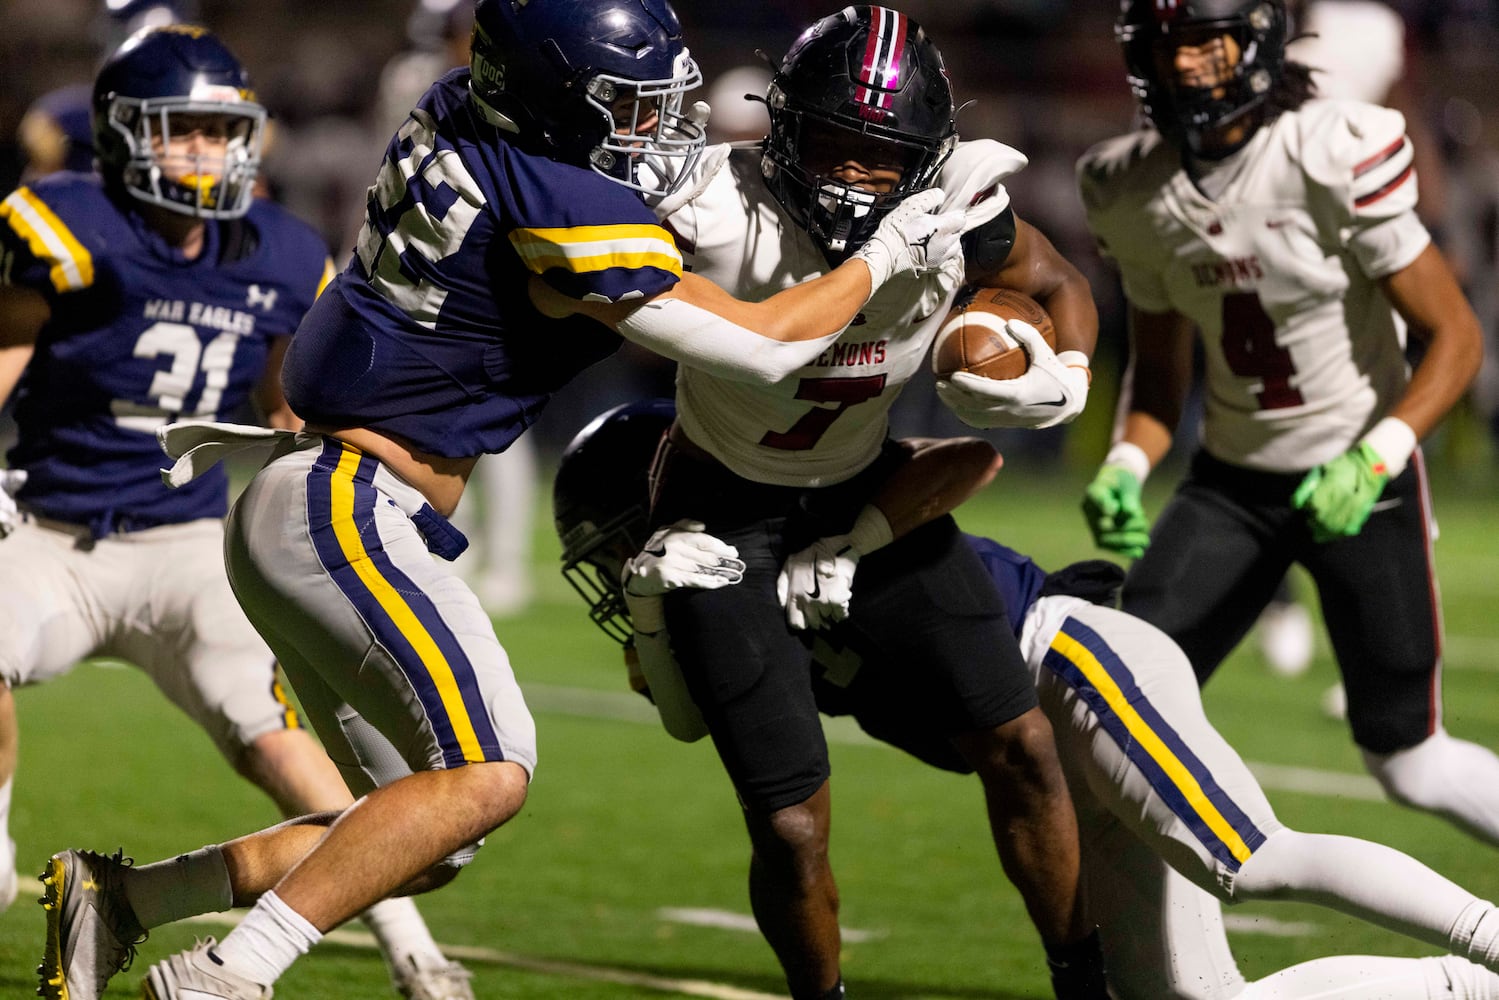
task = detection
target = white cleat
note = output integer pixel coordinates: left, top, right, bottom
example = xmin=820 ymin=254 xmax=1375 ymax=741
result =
xmin=141 ymin=937 xmax=273 ymax=999
xmin=37 ymin=848 xmax=147 ymax=1000
xmin=392 ymin=954 xmax=475 ymax=1000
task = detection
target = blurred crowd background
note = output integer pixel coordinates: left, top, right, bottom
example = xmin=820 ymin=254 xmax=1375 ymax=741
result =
xmin=3 ymin=0 xmax=1497 ymax=471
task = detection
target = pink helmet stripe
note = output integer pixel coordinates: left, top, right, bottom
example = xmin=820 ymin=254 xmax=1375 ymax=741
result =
xmin=854 ymin=6 xmax=907 ymax=109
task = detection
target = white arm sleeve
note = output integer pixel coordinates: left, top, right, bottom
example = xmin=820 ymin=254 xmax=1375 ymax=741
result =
xmin=616 ymin=297 xmax=841 ymax=386
xmin=622 ymin=591 xmax=710 ymax=743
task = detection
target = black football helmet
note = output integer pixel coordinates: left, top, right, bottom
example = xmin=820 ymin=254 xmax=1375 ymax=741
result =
xmin=554 ymin=398 xmax=676 ymax=644
xmin=469 ymin=0 xmax=706 ymax=200
xmin=92 ymin=25 xmax=266 ymax=218
xmin=762 ymin=5 xmax=957 ymax=261
xmin=1117 ymin=0 xmax=1289 ymax=153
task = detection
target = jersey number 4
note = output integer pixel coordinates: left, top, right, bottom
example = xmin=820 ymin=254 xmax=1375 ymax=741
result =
xmin=1220 ymin=292 xmax=1304 ymax=410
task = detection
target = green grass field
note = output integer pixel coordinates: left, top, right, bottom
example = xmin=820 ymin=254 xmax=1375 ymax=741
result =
xmin=3 ymin=464 xmax=1496 ymax=998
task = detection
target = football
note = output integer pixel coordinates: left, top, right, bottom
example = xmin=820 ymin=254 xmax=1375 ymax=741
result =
xmin=931 ymin=287 xmax=1057 ymax=381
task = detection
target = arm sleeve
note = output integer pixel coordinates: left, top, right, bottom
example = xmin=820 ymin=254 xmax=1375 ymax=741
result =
xmin=622 ymin=592 xmax=710 ymax=743
xmin=616 ymin=296 xmax=842 ymax=387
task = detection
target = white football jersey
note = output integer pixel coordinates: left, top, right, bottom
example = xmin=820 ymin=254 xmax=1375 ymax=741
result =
xmin=1078 ymin=99 xmax=1431 ymax=472
xmin=656 ymin=139 xmax=1026 ymax=486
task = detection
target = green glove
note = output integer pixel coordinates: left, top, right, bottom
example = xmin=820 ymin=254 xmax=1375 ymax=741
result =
xmin=1081 ymin=465 xmax=1151 ymax=558
xmin=1291 ymin=442 xmax=1390 ymax=542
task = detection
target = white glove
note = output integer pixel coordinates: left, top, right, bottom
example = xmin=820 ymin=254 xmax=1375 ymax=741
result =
xmin=0 ymin=469 xmax=26 ymax=540
xmin=935 ymin=320 xmax=1089 ymax=429
xmin=622 ymin=520 xmax=746 ymax=598
xmin=850 ymin=188 xmax=965 ymax=289
xmin=776 ymin=535 xmax=860 ymax=631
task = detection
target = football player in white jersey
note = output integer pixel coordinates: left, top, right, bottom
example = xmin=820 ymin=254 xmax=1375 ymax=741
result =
xmin=1076 ymin=0 xmax=1499 ymax=848
xmin=557 ymin=399 xmax=1499 ymax=1000
xmin=548 ymin=7 xmax=1106 ymax=999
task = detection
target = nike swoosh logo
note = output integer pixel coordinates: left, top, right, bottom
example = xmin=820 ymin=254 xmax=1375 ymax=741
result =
xmin=1035 ymin=395 xmax=1068 ymax=407
xmin=808 ymin=578 xmax=821 ymax=599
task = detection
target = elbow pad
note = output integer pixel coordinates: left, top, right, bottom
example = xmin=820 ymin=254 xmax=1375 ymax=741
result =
xmin=616 ymin=297 xmax=841 ymax=386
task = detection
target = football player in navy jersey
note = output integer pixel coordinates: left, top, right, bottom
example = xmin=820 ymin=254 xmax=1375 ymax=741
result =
xmin=1076 ymin=0 xmax=1499 ymax=850
xmin=557 ymin=399 xmax=1499 ymax=1000
xmin=5 ymin=24 xmax=474 ymax=1000
xmin=58 ymin=1 xmax=966 ymax=997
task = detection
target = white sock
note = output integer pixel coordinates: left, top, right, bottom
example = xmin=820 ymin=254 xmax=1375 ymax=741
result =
xmin=361 ymin=896 xmax=444 ymax=973
xmin=1429 ymin=955 xmax=1499 ymax=1000
xmin=1247 ymin=955 xmax=1499 ymax=999
xmin=1365 ymin=732 xmax=1499 ymax=846
xmin=123 ymin=846 xmax=233 ymax=930
xmin=1450 ymin=900 xmax=1499 ymax=972
xmin=212 ymin=889 xmax=322 ymax=986
xmin=1234 ymin=829 xmax=1482 ymax=953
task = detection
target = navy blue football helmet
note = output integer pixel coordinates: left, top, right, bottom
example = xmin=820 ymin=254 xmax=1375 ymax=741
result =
xmin=554 ymin=398 xmax=676 ymax=644
xmin=762 ymin=5 xmax=957 ymax=261
xmin=92 ymin=25 xmax=266 ymax=218
xmin=1117 ymin=0 xmax=1289 ymax=152
xmin=469 ymin=0 xmax=707 ymax=200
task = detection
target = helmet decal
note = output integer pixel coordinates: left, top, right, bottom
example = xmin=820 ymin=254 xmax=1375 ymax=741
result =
xmin=762 ymin=5 xmax=956 ymax=261
xmin=854 ymin=7 xmax=909 ymax=111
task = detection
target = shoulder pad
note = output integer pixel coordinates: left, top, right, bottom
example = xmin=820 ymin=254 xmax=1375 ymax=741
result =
xmin=1075 ymin=129 xmax=1167 ymax=216
xmin=939 ymin=139 xmax=1026 ymax=227
xmin=1294 ymin=100 xmax=1416 ymax=220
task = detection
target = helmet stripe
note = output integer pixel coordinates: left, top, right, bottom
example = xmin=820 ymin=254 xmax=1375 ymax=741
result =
xmin=854 ymin=6 xmax=907 ymax=111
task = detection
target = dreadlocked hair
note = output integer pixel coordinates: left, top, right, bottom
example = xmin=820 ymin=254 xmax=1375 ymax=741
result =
xmin=1265 ymin=59 xmax=1317 ymax=119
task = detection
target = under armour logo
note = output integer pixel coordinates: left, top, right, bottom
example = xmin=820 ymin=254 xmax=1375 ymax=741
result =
xmin=246 ymin=285 xmax=278 ymax=311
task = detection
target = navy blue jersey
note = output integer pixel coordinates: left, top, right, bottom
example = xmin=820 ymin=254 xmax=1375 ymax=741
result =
xmin=282 ymin=69 xmax=683 ymax=459
xmin=965 ymin=534 xmax=1049 ymax=639
xmin=0 ymin=173 xmax=333 ymax=534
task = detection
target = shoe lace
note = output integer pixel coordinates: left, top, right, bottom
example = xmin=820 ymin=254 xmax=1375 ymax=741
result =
xmin=83 ymin=849 xmax=149 ymax=969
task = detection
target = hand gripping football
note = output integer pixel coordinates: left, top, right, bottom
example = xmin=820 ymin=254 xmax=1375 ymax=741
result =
xmin=931 ymin=287 xmax=1058 ymax=381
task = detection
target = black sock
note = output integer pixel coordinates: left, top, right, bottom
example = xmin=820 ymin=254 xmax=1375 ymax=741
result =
xmin=1045 ymin=928 xmax=1108 ymax=1000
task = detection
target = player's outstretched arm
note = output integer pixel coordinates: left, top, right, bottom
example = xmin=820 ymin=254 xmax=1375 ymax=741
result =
xmin=529 ymin=189 xmax=963 ymax=386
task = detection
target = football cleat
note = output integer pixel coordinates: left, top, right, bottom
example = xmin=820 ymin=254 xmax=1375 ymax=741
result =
xmin=37 ymin=848 xmax=147 ymax=1000
xmin=141 ymin=938 xmax=273 ymax=999
xmin=391 ymin=954 xmax=475 ymax=1000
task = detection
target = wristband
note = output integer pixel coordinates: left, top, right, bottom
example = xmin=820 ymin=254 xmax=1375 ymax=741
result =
xmin=1359 ymin=416 xmax=1417 ymax=479
xmin=1056 ymin=350 xmax=1092 ymax=385
xmin=847 ymin=504 xmax=894 ymax=557
xmin=1103 ymin=441 xmax=1151 ymax=485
